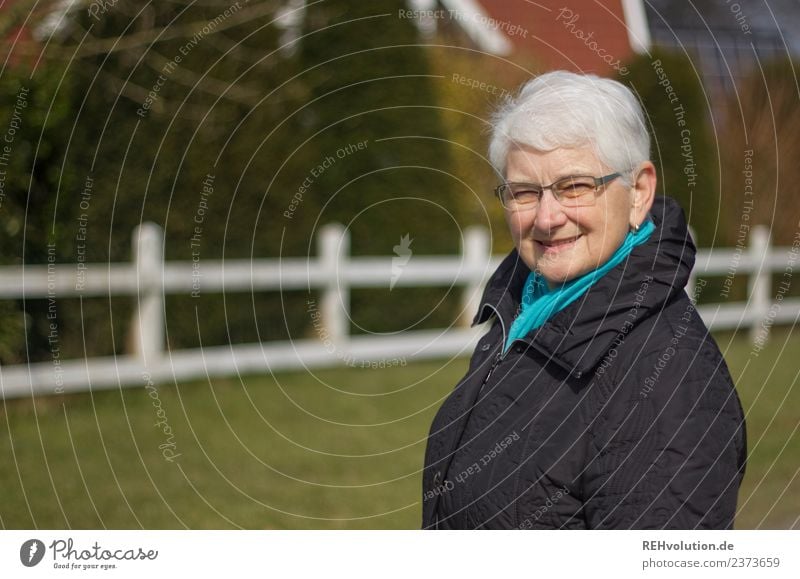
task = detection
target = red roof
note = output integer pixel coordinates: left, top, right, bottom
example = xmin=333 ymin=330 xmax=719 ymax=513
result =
xmin=1 ymin=0 xmax=45 ymax=70
xmin=474 ymin=0 xmax=637 ymax=76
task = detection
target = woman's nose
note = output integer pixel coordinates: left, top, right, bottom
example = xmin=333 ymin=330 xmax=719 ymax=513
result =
xmin=534 ymin=189 xmax=568 ymax=231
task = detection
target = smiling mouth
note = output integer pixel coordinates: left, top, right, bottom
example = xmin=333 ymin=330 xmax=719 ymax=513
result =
xmin=536 ymin=234 xmax=582 ymax=251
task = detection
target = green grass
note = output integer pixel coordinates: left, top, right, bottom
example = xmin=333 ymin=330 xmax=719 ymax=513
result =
xmin=0 ymin=358 xmax=461 ymax=529
xmin=717 ymin=327 xmax=800 ymax=529
xmin=1 ymin=328 xmax=798 ymax=529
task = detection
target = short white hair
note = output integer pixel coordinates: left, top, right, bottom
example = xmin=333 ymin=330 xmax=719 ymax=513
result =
xmin=488 ymin=71 xmax=650 ymax=183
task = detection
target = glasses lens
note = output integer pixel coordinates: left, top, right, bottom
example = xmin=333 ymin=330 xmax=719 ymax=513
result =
xmin=502 ymin=184 xmax=540 ymax=208
xmin=553 ymin=176 xmax=597 ymax=206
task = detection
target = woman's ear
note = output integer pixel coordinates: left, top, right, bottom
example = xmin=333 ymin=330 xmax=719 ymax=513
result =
xmin=630 ymin=161 xmax=656 ymax=228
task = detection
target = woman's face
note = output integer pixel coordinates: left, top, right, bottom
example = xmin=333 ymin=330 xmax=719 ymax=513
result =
xmin=503 ymin=144 xmax=638 ymax=288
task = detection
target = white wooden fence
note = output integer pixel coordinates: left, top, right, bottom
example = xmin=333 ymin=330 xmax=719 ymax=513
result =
xmin=0 ymin=222 xmax=797 ymax=399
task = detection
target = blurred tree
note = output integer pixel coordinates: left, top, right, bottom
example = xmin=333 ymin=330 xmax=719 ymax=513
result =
xmin=425 ymin=43 xmax=544 ymax=256
xmin=720 ymin=57 xmax=800 ymax=246
xmin=296 ymin=0 xmax=470 ymax=334
xmin=619 ymin=49 xmax=720 ymax=245
xmin=0 ymin=0 xmax=474 ymax=358
xmin=0 ymin=51 xmax=84 ymax=363
xmin=1 ymin=1 xmax=306 ymax=360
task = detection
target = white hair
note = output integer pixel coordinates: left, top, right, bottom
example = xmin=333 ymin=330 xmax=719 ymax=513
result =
xmin=488 ymin=71 xmax=650 ymax=184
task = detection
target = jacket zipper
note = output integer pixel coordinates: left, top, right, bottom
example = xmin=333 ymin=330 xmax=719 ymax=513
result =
xmin=435 ymin=307 xmax=507 ymax=527
xmin=434 ymin=302 xmax=543 ymax=528
xmin=434 ymin=298 xmax=582 ymax=528
xmin=478 ymin=350 xmax=503 ymax=396
xmin=475 ymin=301 xmax=516 ymax=398
xmin=481 ymin=302 xmax=582 ymax=379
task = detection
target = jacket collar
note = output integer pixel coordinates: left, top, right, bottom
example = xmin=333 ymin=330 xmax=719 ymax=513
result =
xmin=471 ymin=196 xmax=695 ymax=378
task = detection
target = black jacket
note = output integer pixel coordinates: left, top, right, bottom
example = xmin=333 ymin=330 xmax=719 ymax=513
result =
xmin=422 ymin=196 xmax=747 ymax=529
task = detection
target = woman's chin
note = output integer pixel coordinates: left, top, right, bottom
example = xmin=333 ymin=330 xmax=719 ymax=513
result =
xmin=536 ymin=262 xmax=588 ymax=287
xmin=535 ymin=268 xmax=569 ymax=288
xmin=524 ymin=249 xmax=590 ymax=285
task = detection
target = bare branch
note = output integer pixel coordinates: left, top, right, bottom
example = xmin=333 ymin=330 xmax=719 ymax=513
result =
xmin=72 ymin=0 xmax=282 ymax=58
xmin=143 ymin=51 xmax=262 ymax=106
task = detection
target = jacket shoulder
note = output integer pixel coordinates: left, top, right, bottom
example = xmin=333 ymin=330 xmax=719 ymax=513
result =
xmin=582 ymin=310 xmax=747 ymax=528
xmin=592 ymin=290 xmax=742 ymax=444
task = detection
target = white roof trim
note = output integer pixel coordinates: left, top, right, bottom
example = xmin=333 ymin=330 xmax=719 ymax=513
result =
xmin=621 ymin=0 xmax=651 ymax=54
xmin=441 ymin=0 xmax=513 ymax=55
xmin=31 ymin=0 xmax=79 ymax=41
xmin=407 ymin=0 xmax=439 ymax=37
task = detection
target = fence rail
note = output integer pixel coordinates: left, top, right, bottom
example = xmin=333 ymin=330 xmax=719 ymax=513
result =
xmin=0 ymin=222 xmax=797 ymax=399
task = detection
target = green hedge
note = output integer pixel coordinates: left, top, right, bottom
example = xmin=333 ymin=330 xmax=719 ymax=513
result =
xmin=619 ymin=49 xmax=720 ymax=245
xmin=0 ymin=1 xmax=467 ymax=364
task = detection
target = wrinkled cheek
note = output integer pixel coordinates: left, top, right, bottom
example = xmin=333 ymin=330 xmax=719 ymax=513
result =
xmin=505 ymin=214 xmax=528 ymax=244
xmin=505 ymin=211 xmax=521 ymax=230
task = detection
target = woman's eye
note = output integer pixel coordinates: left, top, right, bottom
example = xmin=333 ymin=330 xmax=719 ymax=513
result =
xmin=558 ymin=180 xmax=594 ymax=195
xmin=511 ymin=188 xmax=540 ymax=201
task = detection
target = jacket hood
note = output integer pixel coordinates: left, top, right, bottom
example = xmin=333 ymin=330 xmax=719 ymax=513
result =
xmin=471 ymin=195 xmax=696 ymax=378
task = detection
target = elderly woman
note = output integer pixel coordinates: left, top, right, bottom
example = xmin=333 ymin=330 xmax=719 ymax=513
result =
xmin=422 ymin=71 xmax=747 ymax=529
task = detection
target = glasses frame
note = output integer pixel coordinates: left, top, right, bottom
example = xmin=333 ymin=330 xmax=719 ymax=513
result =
xmin=494 ymin=172 xmax=623 ymax=210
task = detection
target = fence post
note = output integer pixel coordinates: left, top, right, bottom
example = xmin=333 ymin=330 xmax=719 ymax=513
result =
xmin=748 ymin=225 xmax=771 ymax=344
xmin=130 ymin=222 xmax=164 ymax=363
xmin=319 ymin=223 xmax=349 ymax=346
xmin=461 ymin=226 xmax=490 ymax=327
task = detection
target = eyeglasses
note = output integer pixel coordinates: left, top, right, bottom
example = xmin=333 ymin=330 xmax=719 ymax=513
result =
xmin=494 ymin=172 xmax=623 ymax=210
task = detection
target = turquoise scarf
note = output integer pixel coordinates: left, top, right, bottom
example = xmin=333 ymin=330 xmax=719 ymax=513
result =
xmin=503 ymin=218 xmax=655 ymax=354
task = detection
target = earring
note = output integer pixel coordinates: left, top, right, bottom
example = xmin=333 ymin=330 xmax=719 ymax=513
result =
xmin=630 ymin=222 xmax=639 ymax=233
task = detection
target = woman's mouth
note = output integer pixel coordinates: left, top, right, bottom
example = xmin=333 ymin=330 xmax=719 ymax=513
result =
xmin=536 ymin=234 xmax=582 ymax=253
